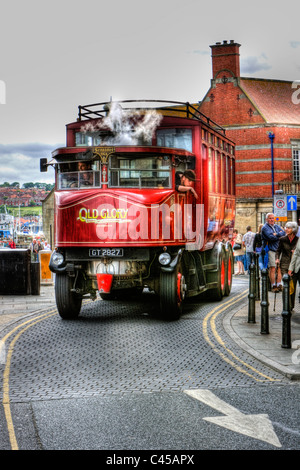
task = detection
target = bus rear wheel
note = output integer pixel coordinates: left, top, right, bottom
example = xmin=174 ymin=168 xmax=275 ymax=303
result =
xmin=225 ymin=247 xmax=233 ymax=296
xmin=159 ymin=266 xmax=185 ymax=320
xmin=55 ymin=273 xmax=82 ymax=319
xmin=210 ymin=247 xmax=226 ymax=300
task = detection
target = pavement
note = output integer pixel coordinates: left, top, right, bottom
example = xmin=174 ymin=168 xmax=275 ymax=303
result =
xmin=1 ymin=277 xmax=300 ymax=380
xmin=226 ymin=273 xmax=300 ymax=380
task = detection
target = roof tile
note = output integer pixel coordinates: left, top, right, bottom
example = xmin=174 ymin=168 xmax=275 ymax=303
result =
xmin=240 ymin=78 xmax=300 ymax=124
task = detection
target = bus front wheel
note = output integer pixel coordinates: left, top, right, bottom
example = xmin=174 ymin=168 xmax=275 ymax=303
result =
xmin=159 ymin=266 xmax=185 ymax=320
xmin=55 ymin=273 xmax=82 ymax=319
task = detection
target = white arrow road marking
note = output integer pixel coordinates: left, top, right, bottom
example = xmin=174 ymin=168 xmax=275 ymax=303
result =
xmin=184 ymin=389 xmax=281 ymax=448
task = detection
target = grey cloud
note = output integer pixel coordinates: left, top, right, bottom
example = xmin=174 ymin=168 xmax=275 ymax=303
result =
xmin=191 ymin=50 xmax=210 ymax=55
xmin=290 ymin=41 xmax=300 ymax=49
xmin=240 ymin=56 xmax=272 ymax=74
xmin=0 ymin=142 xmax=62 ymax=186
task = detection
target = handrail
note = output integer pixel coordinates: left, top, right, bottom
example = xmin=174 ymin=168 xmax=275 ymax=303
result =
xmin=77 ymin=99 xmax=226 ymax=135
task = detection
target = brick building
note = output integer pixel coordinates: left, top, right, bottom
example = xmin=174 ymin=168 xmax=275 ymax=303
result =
xmin=199 ymin=40 xmax=300 ymax=232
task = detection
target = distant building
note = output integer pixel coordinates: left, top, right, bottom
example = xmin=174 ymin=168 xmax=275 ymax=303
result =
xmin=198 ymin=40 xmax=300 ymax=232
xmin=0 ymin=187 xmax=49 ymax=207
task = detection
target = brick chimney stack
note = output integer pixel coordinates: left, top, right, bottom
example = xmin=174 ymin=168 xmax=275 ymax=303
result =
xmin=210 ymin=40 xmax=241 ymax=78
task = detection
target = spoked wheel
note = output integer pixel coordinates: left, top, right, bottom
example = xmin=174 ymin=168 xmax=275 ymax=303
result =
xmin=210 ymin=247 xmax=226 ymax=300
xmin=159 ymin=265 xmax=186 ymax=320
xmin=55 ymin=273 xmax=82 ymax=319
xmin=225 ymin=246 xmax=233 ymax=296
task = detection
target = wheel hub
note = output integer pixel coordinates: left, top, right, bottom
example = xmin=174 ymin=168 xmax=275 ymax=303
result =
xmin=177 ymin=273 xmax=186 ymax=302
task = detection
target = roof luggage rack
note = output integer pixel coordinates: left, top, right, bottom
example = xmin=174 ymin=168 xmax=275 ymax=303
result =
xmin=77 ymin=99 xmax=226 ymax=135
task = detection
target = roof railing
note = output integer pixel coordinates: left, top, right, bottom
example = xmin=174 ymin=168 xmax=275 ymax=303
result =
xmin=77 ymin=99 xmax=226 ymax=135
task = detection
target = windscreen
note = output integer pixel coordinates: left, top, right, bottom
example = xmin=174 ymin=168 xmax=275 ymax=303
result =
xmin=57 ymin=154 xmax=172 ymax=189
xmin=109 ymin=154 xmax=171 ymax=188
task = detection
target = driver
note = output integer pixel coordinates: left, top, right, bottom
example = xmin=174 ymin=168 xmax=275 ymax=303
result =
xmin=78 ymin=162 xmax=93 ymax=186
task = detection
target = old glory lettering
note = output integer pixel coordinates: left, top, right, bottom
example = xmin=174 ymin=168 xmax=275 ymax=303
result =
xmin=78 ymin=207 xmax=129 ymax=223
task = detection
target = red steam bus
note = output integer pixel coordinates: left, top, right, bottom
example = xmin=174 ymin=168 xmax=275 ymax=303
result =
xmin=41 ymin=100 xmax=235 ymax=320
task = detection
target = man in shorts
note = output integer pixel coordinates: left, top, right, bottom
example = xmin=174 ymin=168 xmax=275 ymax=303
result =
xmin=261 ymin=213 xmax=285 ymax=292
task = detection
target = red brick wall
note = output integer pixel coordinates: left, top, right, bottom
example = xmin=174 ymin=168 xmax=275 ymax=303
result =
xmin=199 ymin=42 xmax=300 ymax=200
xmin=228 ymin=126 xmax=297 ymax=198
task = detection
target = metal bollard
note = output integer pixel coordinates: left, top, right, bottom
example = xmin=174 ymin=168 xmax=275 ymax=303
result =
xmin=260 ymin=269 xmax=269 ymax=334
xmin=248 ymin=263 xmax=256 ymax=323
xmin=254 ymin=253 xmax=260 ymax=300
xmin=281 ymin=273 xmax=291 ymax=349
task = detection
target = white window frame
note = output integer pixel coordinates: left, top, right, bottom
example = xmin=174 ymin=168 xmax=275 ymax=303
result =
xmin=292 ymin=140 xmax=300 ymax=181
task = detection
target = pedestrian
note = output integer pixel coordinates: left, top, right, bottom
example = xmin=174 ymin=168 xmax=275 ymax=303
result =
xmin=253 ymin=224 xmax=268 ymax=270
xmin=8 ymin=238 xmax=16 ymax=249
xmin=276 ymin=221 xmax=298 ymax=309
xmin=242 ymin=226 xmax=255 ymax=274
xmin=37 ymin=240 xmax=44 ymax=251
xmin=35 ymin=240 xmax=44 ymax=261
xmin=29 ymin=239 xmax=38 ymax=261
xmin=297 ymin=219 xmax=300 ymax=237
xmin=232 ymin=229 xmax=245 ymax=275
xmin=288 ymin=237 xmax=300 ymax=311
xmin=261 ymin=213 xmax=285 ymax=292
xmin=43 ymin=240 xmax=51 ymax=250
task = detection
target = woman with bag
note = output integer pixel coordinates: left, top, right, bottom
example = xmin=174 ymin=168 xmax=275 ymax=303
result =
xmin=277 ymin=221 xmax=298 ymax=309
xmin=232 ymin=229 xmax=245 ymax=275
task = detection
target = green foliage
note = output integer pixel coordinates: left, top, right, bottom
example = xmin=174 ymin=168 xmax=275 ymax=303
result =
xmin=7 ymin=206 xmax=42 ymax=217
xmin=0 ymin=182 xmax=54 ymax=190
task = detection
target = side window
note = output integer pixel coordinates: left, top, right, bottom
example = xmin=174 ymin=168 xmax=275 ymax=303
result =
xmin=156 ymin=129 xmax=192 ymax=152
xmin=208 ymin=148 xmax=214 ymax=192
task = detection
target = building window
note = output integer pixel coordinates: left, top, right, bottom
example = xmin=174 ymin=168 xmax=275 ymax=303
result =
xmin=293 ymin=147 xmax=300 ymax=181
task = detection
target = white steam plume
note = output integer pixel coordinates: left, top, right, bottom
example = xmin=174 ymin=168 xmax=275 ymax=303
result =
xmin=80 ymin=101 xmax=162 ymax=145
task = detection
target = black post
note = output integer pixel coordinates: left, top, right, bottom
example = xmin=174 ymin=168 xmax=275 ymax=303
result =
xmin=248 ymin=263 xmax=256 ymax=323
xmin=260 ymin=268 xmax=269 ymax=334
xmin=281 ymin=273 xmax=291 ymax=349
xmin=254 ymin=253 xmax=260 ymax=300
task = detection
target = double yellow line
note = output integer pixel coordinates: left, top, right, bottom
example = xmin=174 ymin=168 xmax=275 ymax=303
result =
xmin=1 ymin=309 xmax=58 ymax=450
xmin=203 ymin=291 xmax=281 ymax=383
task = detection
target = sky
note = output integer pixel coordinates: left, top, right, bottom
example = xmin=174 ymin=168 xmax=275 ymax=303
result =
xmin=0 ymin=0 xmax=300 ymax=186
